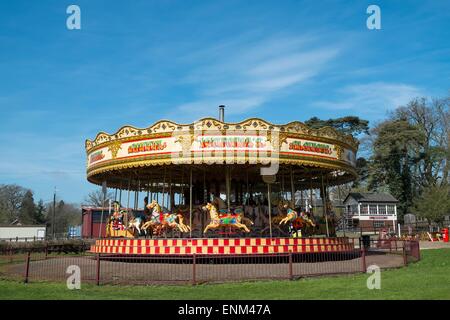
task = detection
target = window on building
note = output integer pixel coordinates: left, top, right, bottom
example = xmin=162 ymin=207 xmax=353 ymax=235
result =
xmin=360 ymin=204 xmax=368 ymax=215
xmin=347 ymin=205 xmax=358 ymax=215
xmin=387 ymin=205 xmax=396 ymax=215
xmin=369 ymin=205 xmax=378 ymax=215
xmin=373 ymin=221 xmax=385 ymax=228
xmin=378 ymin=205 xmax=387 ymax=215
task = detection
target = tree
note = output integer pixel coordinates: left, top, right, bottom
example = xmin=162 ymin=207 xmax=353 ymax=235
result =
xmin=84 ymin=190 xmax=114 ymax=207
xmin=46 ymin=200 xmax=81 ymax=236
xmin=18 ymin=190 xmax=37 ymax=224
xmin=393 ymin=97 xmax=449 ymax=189
xmin=352 ymin=157 xmax=370 ymax=189
xmin=0 ymin=184 xmax=27 ymax=224
xmin=367 ymin=95 xmax=449 ymax=219
xmin=411 ymin=184 xmax=450 ymax=226
xmin=369 ymin=118 xmax=425 ymax=219
xmin=305 ymin=116 xmax=370 ymax=136
xmin=34 ymin=199 xmax=47 ymax=224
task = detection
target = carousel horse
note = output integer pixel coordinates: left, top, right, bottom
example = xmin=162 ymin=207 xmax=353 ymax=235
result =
xmin=279 ymin=206 xmax=298 ymax=225
xmin=278 ymin=205 xmax=316 ymax=236
xmin=234 ymin=207 xmax=254 ymax=227
xmin=141 ymin=200 xmax=191 ymax=236
xmin=127 ymin=216 xmax=145 ymax=237
xmin=202 ymin=202 xmax=250 ymax=233
xmin=106 ymin=201 xmax=134 ymax=238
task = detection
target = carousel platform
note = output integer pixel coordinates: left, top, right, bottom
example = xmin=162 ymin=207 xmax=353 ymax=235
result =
xmin=90 ymin=237 xmax=354 ymax=255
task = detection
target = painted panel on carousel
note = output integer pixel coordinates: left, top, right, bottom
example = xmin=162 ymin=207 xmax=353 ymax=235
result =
xmin=280 ymin=138 xmax=338 ymax=159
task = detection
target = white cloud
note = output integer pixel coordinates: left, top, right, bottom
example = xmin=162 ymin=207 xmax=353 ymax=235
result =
xmin=313 ymin=82 xmax=424 ymax=116
xmin=172 ymin=35 xmax=340 ymax=119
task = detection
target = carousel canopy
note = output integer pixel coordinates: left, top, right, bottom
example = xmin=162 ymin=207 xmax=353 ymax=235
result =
xmin=85 ymin=117 xmax=359 ymax=190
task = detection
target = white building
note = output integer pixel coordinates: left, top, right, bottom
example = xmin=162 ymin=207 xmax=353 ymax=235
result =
xmin=343 ymin=192 xmax=398 ymax=231
xmin=0 ymin=225 xmax=46 ymax=241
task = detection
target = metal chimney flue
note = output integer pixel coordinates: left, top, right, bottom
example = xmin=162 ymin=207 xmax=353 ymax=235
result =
xmin=219 ymin=105 xmax=225 ymax=122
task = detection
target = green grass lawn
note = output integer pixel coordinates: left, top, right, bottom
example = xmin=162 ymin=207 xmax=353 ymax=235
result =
xmin=0 ymin=249 xmax=449 ymax=300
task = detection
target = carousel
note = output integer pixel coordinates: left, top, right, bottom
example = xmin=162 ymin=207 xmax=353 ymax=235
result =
xmin=88 ymin=106 xmax=358 ymax=256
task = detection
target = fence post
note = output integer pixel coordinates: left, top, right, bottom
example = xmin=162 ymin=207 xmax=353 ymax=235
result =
xmin=402 ymin=245 xmax=407 ymax=266
xmin=192 ymin=254 xmax=196 ymax=285
xmin=24 ymin=251 xmax=31 ymax=283
xmin=288 ymin=251 xmax=293 ymax=280
xmin=96 ymin=254 xmax=101 ymax=286
xmin=45 ymin=242 xmax=48 ymax=260
xmin=416 ymin=241 xmax=421 ymax=261
xmin=9 ymin=248 xmax=13 ymax=263
xmin=360 ymin=247 xmax=366 ymax=273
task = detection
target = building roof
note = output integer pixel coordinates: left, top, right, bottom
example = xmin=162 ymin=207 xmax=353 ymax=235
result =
xmin=0 ymin=225 xmax=46 ymax=228
xmin=343 ymin=192 xmax=398 ymax=203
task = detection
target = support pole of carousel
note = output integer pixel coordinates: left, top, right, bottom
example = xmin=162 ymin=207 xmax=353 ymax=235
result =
xmin=226 ymin=166 xmax=231 ymax=212
xmin=321 ymin=174 xmax=330 ymax=237
xmin=136 ymin=180 xmax=140 ymax=210
xmin=162 ymin=167 xmax=166 ymax=209
xmin=189 ymin=167 xmax=193 ymax=238
xmin=98 ymin=181 xmax=107 ymax=238
xmin=119 ymin=183 xmax=122 ymax=205
xmin=169 ymin=171 xmax=172 ymax=211
xmin=246 ymin=169 xmax=249 ymax=205
xmin=147 ymin=177 xmax=150 ymax=201
xmin=267 ymin=182 xmax=272 ymax=238
xmin=310 ymin=175 xmax=313 ymax=213
xmin=290 ymin=166 xmax=295 ymax=208
xmin=126 ymin=177 xmax=131 ymax=211
xmin=181 ymin=168 xmax=184 ymax=206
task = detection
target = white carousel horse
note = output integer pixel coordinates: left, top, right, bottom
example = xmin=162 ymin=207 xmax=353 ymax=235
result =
xmin=127 ymin=216 xmax=145 ymax=237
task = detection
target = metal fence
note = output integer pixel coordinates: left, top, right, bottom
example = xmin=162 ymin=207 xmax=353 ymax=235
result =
xmin=0 ymin=239 xmax=420 ymax=286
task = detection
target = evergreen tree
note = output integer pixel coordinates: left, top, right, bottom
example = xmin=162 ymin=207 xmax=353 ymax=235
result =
xmin=34 ymin=199 xmax=47 ymax=224
xmin=18 ymin=190 xmax=37 ymax=224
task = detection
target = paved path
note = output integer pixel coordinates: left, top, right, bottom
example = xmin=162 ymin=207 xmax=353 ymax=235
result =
xmin=419 ymin=241 xmax=450 ymax=249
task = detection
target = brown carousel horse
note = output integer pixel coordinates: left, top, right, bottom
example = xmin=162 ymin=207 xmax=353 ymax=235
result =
xmin=202 ymin=203 xmax=251 ymax=233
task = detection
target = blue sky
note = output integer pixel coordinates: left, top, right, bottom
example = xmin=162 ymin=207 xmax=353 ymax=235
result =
xmin=0 ymin=0 xmax=449 ymax=204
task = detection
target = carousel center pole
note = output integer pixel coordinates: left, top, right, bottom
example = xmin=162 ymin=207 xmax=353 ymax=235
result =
xmin=189 ymin=167 xmax=193 ymax=238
